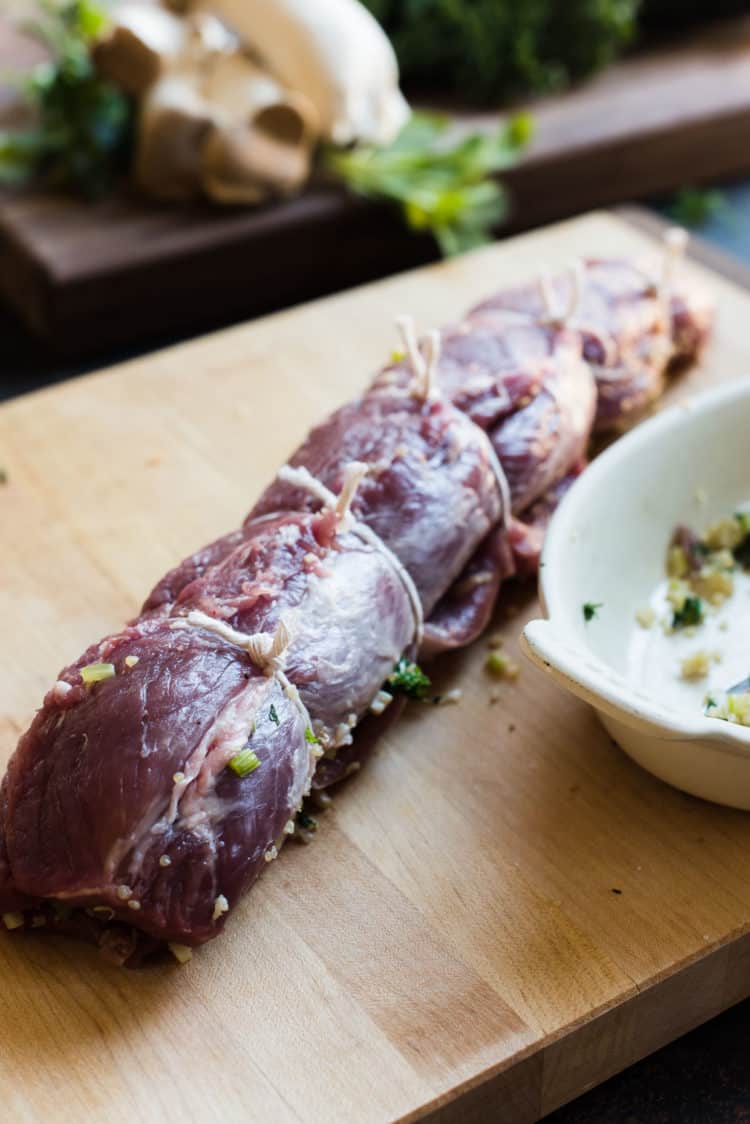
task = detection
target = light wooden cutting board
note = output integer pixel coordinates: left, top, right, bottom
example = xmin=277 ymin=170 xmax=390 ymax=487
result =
xmin=2 ymin=212 xmax=750 ymax=1124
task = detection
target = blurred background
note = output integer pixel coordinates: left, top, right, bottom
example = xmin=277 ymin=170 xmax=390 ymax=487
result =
xmin=2 ymin=0 xmax=750 ymax=400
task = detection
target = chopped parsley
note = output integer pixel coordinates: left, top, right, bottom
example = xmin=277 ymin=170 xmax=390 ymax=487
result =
xmin=672 ymin=596 xmax=704 ymax=629
xmin=269 ymin=704 xmax=280 ymax=726
xmin=305 ymin=726 xmax=320 ymax=745
xmin=228 ymin=749 xmax=260 ymax=778
xmin=386 ymin=656 xmax=431 ymax=699
xmin=582 ymin=602 xmax=603 ymax=622
xmin=704 ymin=696 xmax=717 ymax=712
xmin=733 ymin=520 xmax=750 ymax=569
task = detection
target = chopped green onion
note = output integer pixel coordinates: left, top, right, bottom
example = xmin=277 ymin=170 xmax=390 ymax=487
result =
xmin=485 ymin=651 xmax=519 ymax=680
xmin=228 ymin=749 xmax=260 ymax=778
xmin=269 ymin=704 xmax=280 ymax=726
xmin=582 ymin=602 xmax=603 ymax=622
xmin=305 ymin=726 xmax=320 ymax=745
xmin=733 ymin=515 xmax=750 ymax=568
xmin=80 ymin=661 xmax=115 ymax=685
xmin=672 ymin=596 xmax=704 ymax=629
xmin=386 ymin=656 xmax=431 ymax=699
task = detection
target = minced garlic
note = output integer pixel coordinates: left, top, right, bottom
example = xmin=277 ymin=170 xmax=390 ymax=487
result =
xmin=168 ymin=942 xmax=193 ymax=964
xmin=212 ymin=894 xmax=229 ymax=922
xmin=680 ymin=650 xmax=721 ymax=681
xmin=691 ymin=567 xmax=734 ymax=606
xmin=704 ymin=518 xmax=744 ymax=551
xmin=666 ymin=546 xmax=688 ymax=579
xmin=635 ymin=607 xmax=656 ymax=629
xmin=369 ymin=689 xmax=393 ymax=716
xmin=435 ymin=688 xmax=463 ymax=706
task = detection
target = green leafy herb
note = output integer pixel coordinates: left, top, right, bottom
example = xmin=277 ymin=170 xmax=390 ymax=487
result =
xmin=296 ymin=811 xmax=318 ymax=832
xmin=668 ymin=187 xmax=728 ymax=230
xmin=386 ymin=655 xmax=431 ymax=699
xmin=705 ymin=696 xmax=717 ymax=712
xmin=734 ymin=535 xmax=750 ymax=570
xmin=305 ymin=726 xmax=320 ymax=745
xmin=268 ymin=704 xmax=280 ymax=726
xmin=582 ymin=602 xmax=603 ymax=622
xmin=228 ymin=748 xmax=260 ymax=778
xmin=363 ymin=1 xmax=638 ymax=103
xmin=672 ymin=595 xmax=704 ymax=629
xmin=324 ymin=111 xmax=533 ymax=256
xmin=733 ymin=513 xmax=750 ymax=568
xmin=0 ymin=1 xmax=133 ymax=196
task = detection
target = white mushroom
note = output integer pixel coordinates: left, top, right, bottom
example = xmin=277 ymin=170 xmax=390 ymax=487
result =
xmin=101 ymin=6 xmax=319 ymax=204
xmin=188 ymin=0 xmax=410 ymax=146
xmin=95 ymin=4 xmax=235 ymax=96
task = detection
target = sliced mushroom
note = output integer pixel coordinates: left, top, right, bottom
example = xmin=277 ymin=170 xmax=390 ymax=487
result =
xmin=202 ymin=99 xmax=316 ymax=204
xmin=133 ymin=49 xmax=318 ymax=203
xmin=132 ymin=72 xmax=212 ymax=199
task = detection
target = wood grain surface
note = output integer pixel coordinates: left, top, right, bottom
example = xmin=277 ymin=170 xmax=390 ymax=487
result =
xmin=2 ymin=16 xmax=750 ymax=355
xmin=1 ymin=212 xmax=750 ymax=1124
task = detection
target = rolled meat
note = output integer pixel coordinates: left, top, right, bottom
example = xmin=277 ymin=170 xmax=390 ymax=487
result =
xmin=0 ymin=238 xmax=713 ymax=963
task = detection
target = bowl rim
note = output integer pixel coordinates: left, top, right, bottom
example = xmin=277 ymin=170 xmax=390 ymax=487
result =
xmin=537 ymin=378 xmax=750 ymax=753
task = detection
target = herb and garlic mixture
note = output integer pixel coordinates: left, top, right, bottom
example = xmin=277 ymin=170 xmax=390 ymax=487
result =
xmin=629 ymin=510 xmax=750 ymax=728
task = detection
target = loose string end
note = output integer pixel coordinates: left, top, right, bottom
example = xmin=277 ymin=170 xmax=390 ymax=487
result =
xmin=335 ymin=461 xmax=369 ymax=523
xmin=563 ymin=258 xmax=585 ymax=323
xmin=415 ymin=329 xmax=441 ymax=401
xmin=395 ymin=314 xmax=426 ymax=383
xmin=537 ymin=266 xmax=558 ymax=322
xmin=659 ymin=226 xmax=689 ymax=317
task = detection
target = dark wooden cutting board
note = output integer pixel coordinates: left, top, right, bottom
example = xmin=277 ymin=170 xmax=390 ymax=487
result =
xmin=2 ymin=15 xmax=750 ymax=356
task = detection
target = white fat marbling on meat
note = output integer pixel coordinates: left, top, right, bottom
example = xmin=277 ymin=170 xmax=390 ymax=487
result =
xmin=276 ymin=462 xmax=425 ymax=644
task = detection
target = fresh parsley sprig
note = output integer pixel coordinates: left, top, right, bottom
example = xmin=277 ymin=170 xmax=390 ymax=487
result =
xmin=0 ymin=0 xmax=133 ymax=196
xmin=386 ymin=656 xmax=431 ymax=700
xmin=323 ymin=111 xmax=533 ymax=256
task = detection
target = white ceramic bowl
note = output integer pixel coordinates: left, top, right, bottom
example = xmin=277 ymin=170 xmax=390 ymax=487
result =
xmin=521 ymin=380 xmax=750 ymax=809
